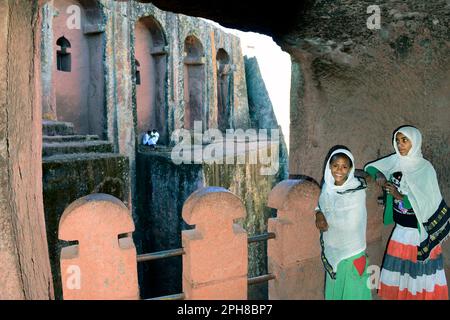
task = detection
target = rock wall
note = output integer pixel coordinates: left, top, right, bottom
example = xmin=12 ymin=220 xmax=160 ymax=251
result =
xmin=284 ymin=0 xmax=450 ymax=202
xmin=0 ymin=0 xmax=54 ymax=300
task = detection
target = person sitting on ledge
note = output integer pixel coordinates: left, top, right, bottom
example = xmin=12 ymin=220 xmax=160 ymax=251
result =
xmin=142 ymin=130 xmax=151 ymax=146
xmin=143 ymin=129 xmax=160 ymax=149
xmin=150 ymin=129 xmax=159 ymax=149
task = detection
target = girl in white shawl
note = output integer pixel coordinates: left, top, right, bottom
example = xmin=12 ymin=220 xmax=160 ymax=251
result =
xmin=315 ymin=147 xmax=371 ymax=300
xmin=365 ymin=126 xmax=449 ymax=300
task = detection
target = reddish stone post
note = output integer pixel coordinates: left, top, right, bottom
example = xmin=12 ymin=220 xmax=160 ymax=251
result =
xmin=59 ymin=193 xmax=139 ymax=300
xmin=267 ymin=179 xmax=321 ymax=299
xmin=182 ymin=187 xmax=248 ymax=299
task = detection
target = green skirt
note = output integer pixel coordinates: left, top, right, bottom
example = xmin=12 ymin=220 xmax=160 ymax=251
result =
xmin=325 ymin=251 xmax=372 ymax=300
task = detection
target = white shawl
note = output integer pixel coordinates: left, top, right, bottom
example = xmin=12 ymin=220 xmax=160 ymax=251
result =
xmin=319 ymin=149 xmax=367 ymax=273
xmin=364 ymin=126 xmax=443 ymax=242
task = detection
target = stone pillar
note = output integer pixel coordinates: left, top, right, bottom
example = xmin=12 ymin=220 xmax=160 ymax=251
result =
xmin=182 ymin=187 xmax=247 ymax=299
xmin=0 ymin=0 xmax=54 ymax=300
xmin=104 ymin=1 xmax=135 ymax=215
xmin=267 ymin=179 xmax=321 ymax=299
xmin=40 ymin=1 xmax=57 ymax=121
xmin=59 ymin=194 xmax=139 ymax=300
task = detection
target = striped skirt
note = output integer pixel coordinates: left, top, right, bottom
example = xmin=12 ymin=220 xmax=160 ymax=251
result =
xmin=378 ymin=224 xmax=448 ymax=300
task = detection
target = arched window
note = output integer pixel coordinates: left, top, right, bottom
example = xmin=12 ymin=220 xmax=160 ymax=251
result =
xmin=56 ymin=36 xmax=71 ymax=72
xmin=135 ymin=59 xmax=141 ymax=85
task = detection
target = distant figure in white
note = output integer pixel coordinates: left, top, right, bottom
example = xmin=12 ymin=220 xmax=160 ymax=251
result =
xmin=143 ymin=129 xmax=159 ymax=149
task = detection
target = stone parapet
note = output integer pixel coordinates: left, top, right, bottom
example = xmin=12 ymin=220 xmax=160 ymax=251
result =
xmin=182 ymin=187 xmax=248 ymax=299
xmin=267 ymin=179 xmax=322 ymax=299
xmin=59 ymin=193 xmax=139 ymax=300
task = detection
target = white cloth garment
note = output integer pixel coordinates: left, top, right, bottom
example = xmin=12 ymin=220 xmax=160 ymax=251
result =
xmin=143 ymin=132 xmax=159 ymax=146
xmin=142 ymin=133 xmax=151 ymax=145
xmin=319 ymin=149 xmax=367 ymax=273
xmin=150 ymin=131 xmax=159 ymax=145
xmin=364 ymin=126 xmax=443 ymax=243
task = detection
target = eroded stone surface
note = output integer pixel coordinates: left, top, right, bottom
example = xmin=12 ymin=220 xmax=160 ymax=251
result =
xmin=0 ymin=1 xmax=54 ymax=300
xmin=59 ymin=193 xmax=138 ymax=300
xmin=182 ymin=187 xmax=247 ymax=300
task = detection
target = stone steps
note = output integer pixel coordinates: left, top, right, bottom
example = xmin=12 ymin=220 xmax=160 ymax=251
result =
xmin=42 ymin=152 xmax=125 ymax=163
xmin=43 ymin=120 xmax=75 ymax=136
xmin=42 ymin=119 xmax=116 ymax=159
xmin=42 ymin=141 xmax=113 ymax=157
xmin=43 ymin=134 xmax=100 ymax=143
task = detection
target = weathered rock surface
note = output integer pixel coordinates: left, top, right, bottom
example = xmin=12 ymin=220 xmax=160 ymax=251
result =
xmin=0 ymin=1 xmax=54 ymax=300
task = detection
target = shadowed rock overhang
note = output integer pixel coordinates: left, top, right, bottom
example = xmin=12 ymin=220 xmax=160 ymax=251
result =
xmin=127 ymin=0 xmax=309 ymax=39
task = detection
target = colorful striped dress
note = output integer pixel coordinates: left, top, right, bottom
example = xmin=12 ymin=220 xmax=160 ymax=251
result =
xmin=367 ymin=168 xmax=448 ymax=300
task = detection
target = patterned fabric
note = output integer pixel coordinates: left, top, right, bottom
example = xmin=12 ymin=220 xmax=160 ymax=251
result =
xmin=418 ymin=200 xmax=450 ymax=261
xmin=378 ymin=225 xmax=448 ymax=300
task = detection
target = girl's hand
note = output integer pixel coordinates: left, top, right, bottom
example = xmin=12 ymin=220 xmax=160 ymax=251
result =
xmin=375 ymin=172 xmax=387 ymax=187
xmin=365 ymin=175 xmax=374 ymax=184
xmin=315 ymin=211 xmax=329 ymax=232
xmin=384 ymin=182 xmax=403 ymax=200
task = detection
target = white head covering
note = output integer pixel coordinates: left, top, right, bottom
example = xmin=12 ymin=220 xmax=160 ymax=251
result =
xmin=364 ymin=126 xmax=442 ymax=241
xmin=323 ymin=149 xmax=360 ymax=195
xmin=393 ymin=126 xmax=426 ymax=174
xmin=319 ymin=149 xmax=367 ymax=273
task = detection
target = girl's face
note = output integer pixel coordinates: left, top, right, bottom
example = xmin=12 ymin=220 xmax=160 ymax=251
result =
xmin=330 ymin=156 xmax=351 ymax=186
xmin=396 ymin=132 xmax=412 ymax=156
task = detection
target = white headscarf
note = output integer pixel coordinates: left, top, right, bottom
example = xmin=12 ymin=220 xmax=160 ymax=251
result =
xmin=319 ymin=149 xmax=367 ymax=273
xmin=364 ymin=126 xmax=442 ymax=242
xmin=323 ymin=149 xmax=361 ymax=195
